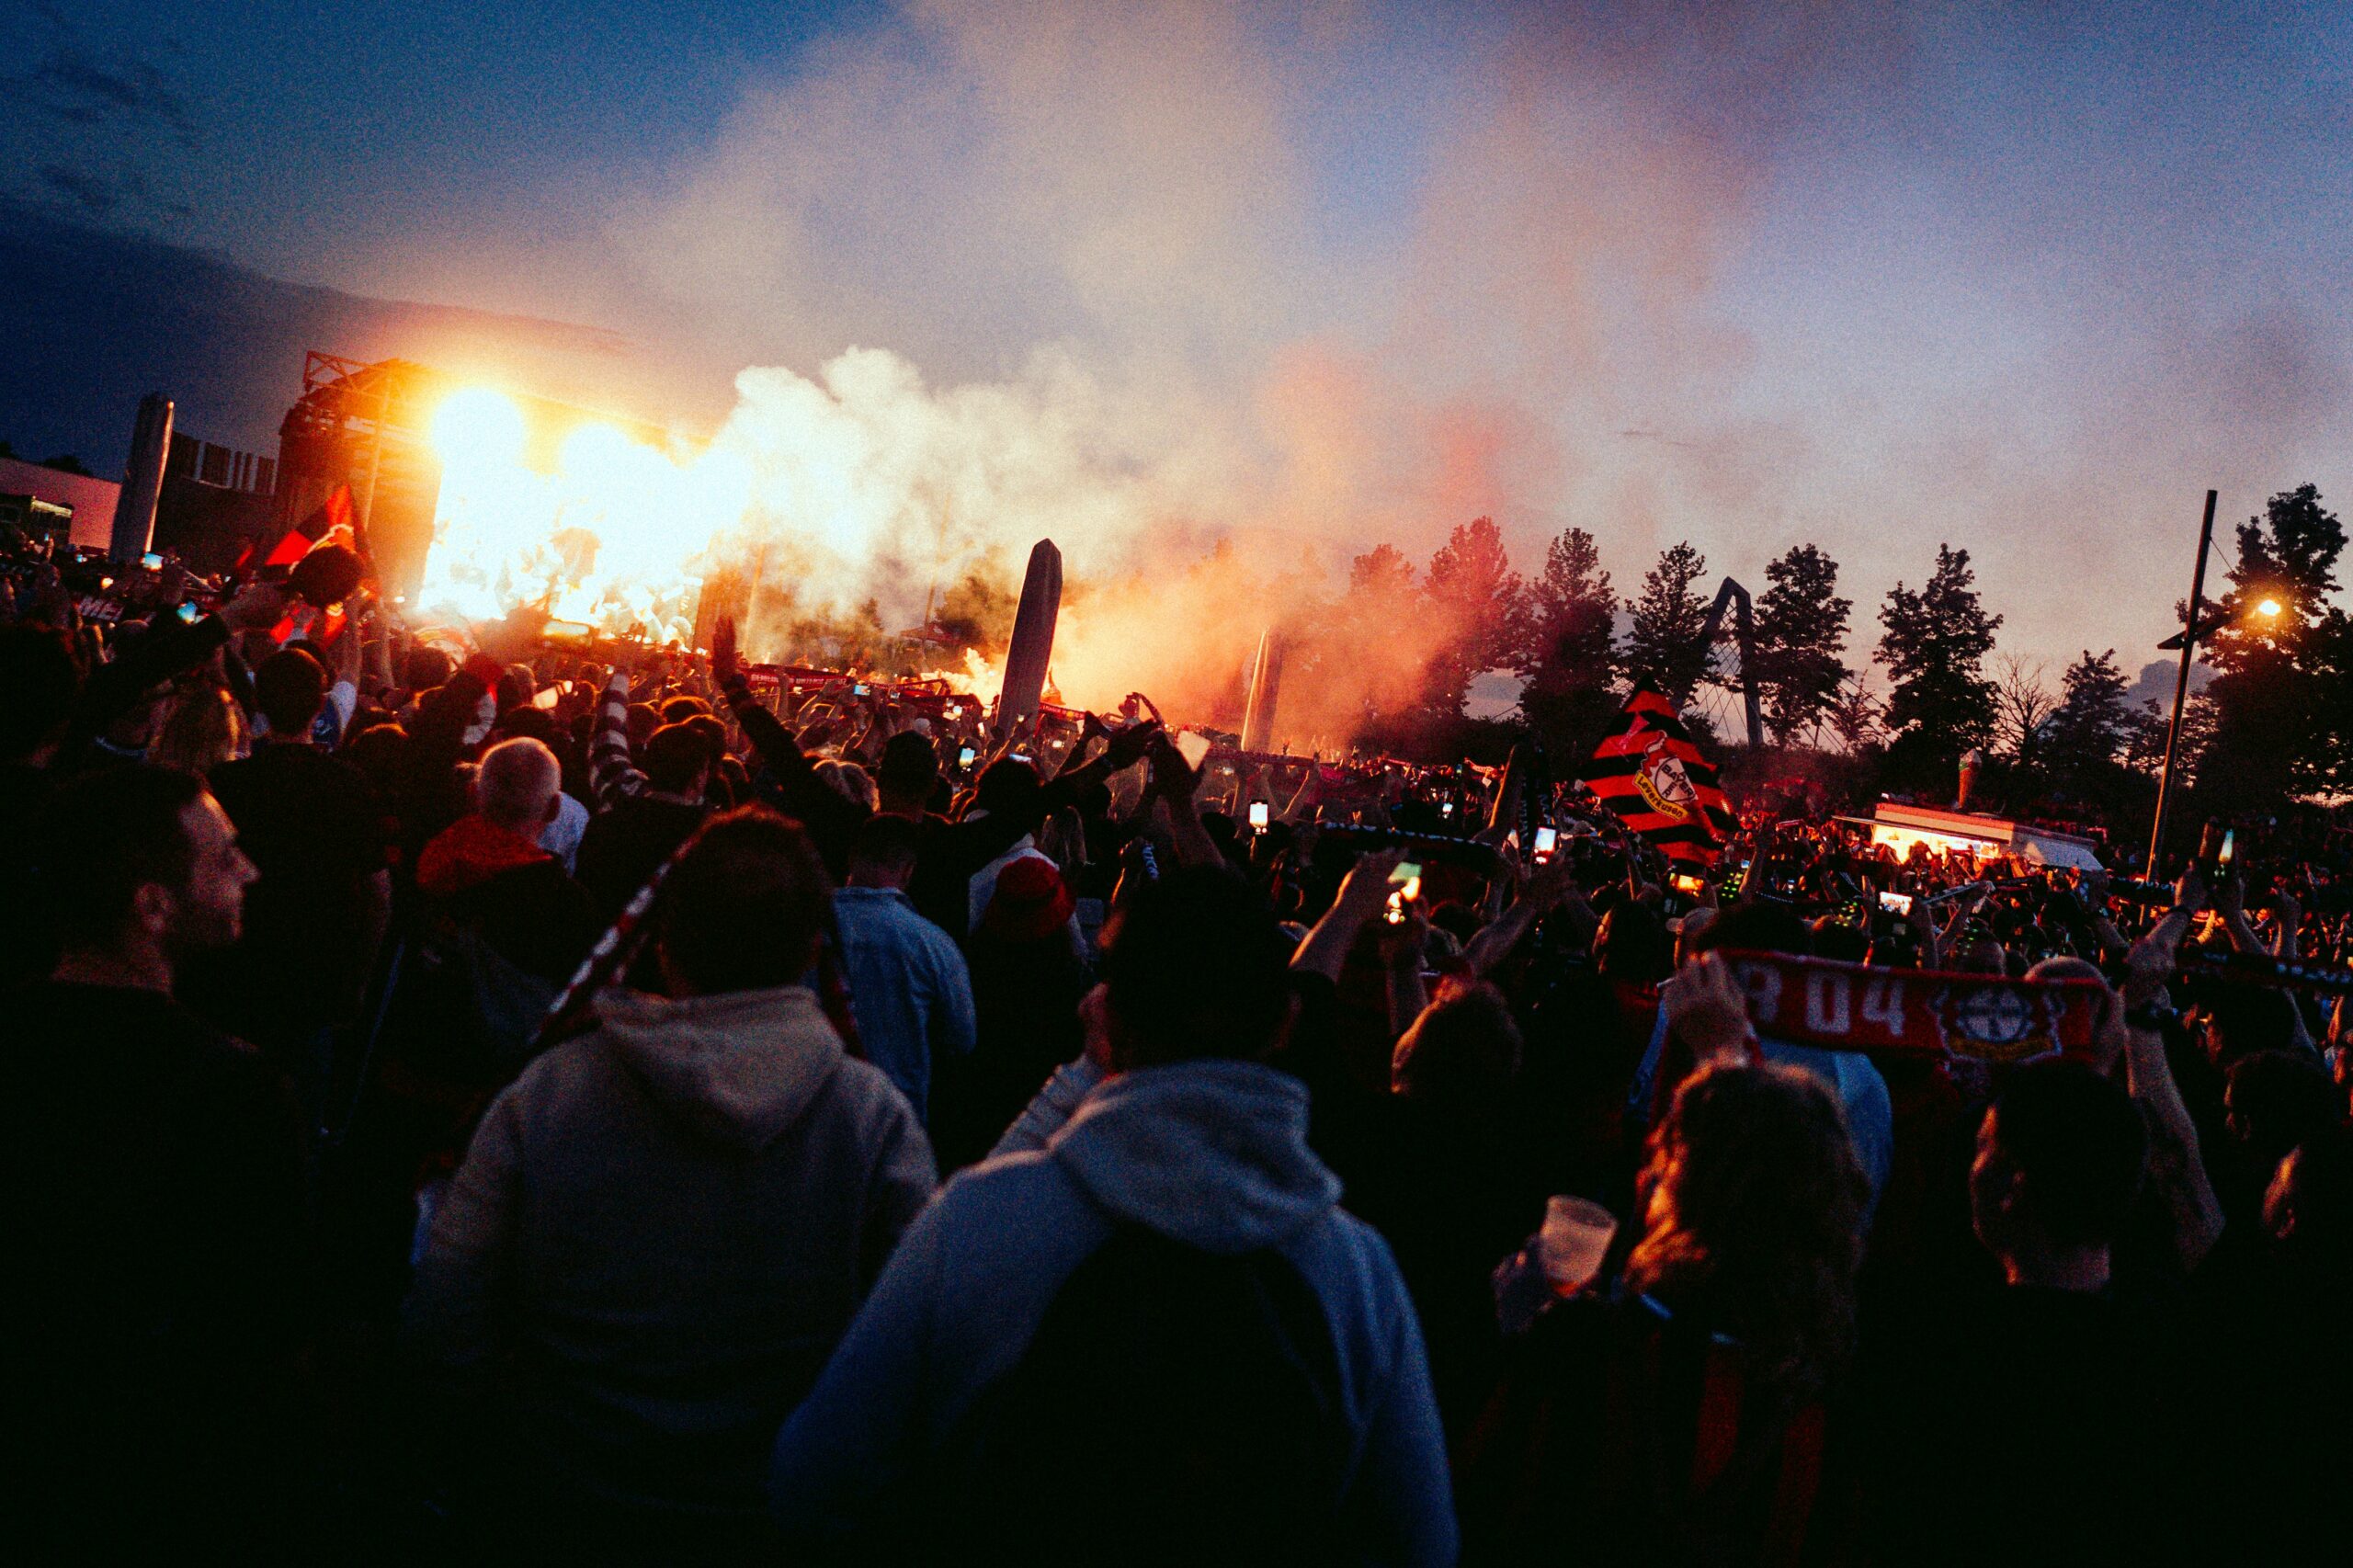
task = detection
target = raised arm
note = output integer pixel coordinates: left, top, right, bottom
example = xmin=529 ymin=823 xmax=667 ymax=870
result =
xmin=1040 ymin=719 xmax=1162 ymax=812
xmin=2215 ymin=872 xmax=2269 ymax=958
xmin=2120 ymin=886 xmax=2226 ymax=1273
xmin=1461 ymin=859 xmax=1581 ymax=978
xmin=1380 ymin=905 xmax=1431 ymax=1040
xmin=710 ymin=617 xmax=870 ymax=857
xmin=1292 ymin=848 xmax=1406 ymax=983
xmin=70 ymin=579 xmax=281 ymax=744
xmin=1141 ymin=734 xmax=1223 ymax=869
xmin=588 ymin=670 xmax=648 ymax=812
xmin=1278 ymin=764 xmax=1320 ymax=826
xmin=2268 ymin=887 xmax=2302 ymax=962
xmin=2080 ymin=869 xmax=2131 ymax=963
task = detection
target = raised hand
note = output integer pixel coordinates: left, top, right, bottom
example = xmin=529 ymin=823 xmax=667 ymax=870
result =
xmin=1528 ymin=853 xmax=1580 ymax=911
xmin=1663 ymin=952 xmax=1756 ymax=1060
xmin=1334 ymin=848 xmax=1409 ymax=925
xmin=710 ymin=615 xmax=740 ymax=686
xmin=2213 ymin=869 xmax=2245 ymax=919
xmin=1377 ymin=902 xmax=1428 ymax=971
xmin=221 ymin=579 xmax=290 ymax=632
xmin=1146 ymin=735 xmax=1200 ymax=801
xmin=1104 ymin=718 xmax=1162 ymax=772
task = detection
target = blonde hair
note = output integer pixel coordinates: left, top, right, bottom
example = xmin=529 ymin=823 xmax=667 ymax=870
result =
xmin=148 ymin=682 xmax=246 ymax=774
xmin=815 ymin=758 xmax=879 ymax=812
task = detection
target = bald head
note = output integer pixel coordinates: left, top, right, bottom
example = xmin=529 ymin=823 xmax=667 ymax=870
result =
xmin=477 ymin=736 xmax=562 ymax=835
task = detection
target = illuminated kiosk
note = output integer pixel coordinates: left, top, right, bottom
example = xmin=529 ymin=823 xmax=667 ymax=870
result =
xmin=1837 ymin=803 xmax=2105 ymax=871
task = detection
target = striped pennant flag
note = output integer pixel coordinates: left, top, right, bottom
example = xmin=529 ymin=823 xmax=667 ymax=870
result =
xmin=1583 ymin=679 xmax=1738 ymax=863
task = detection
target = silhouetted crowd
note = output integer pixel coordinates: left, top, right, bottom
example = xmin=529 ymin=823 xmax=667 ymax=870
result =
xmin=5 ymin=572 xmax=2349 ymax=1565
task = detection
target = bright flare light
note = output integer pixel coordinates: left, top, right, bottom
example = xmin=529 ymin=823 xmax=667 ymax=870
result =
xmin=558 ymin=422 xmax=635 ymax=483
xmin=2256 ymin=597 xmax=2283 ymax=618
xmin=416 ymin=394 xmax=750 ymax=644
xmin=429 ymin=387 xmax=528 ymax=473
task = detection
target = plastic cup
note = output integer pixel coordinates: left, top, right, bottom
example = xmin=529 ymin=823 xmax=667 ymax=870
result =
xmin=1539 ymin=1195 xmax=1618 ymax=1295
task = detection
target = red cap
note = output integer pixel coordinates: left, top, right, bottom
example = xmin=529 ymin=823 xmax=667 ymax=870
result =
xmin=980 ymin=855 xmax=1074 ymax=943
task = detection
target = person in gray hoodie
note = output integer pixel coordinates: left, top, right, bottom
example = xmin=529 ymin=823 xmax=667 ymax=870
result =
xmin=404 ymin=808 xmax=936 ymax=1549
xmin=767 ymin=868 xmax=1457 ymax=1566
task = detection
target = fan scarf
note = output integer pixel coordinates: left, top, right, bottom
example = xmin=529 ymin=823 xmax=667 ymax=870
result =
xmin=1719 ymin=949 xmax=2104 ymax=1063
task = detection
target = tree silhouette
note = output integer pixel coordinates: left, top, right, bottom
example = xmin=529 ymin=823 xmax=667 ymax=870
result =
xmin=1751 ymin=543 xmax=1852 ymax=744
xmin=1517 ymin=526 xmax=1622 ymax=761
xmin=1990 ymin=653 xmax=2056 ymax=769
xmin=1624 ymin=541 xmax=1714 ymax=708
xmin=2042 ymin=649 xmax=2131 ymax=778
xmin=1875 ymin=544 xmax=2002 ymax=776
xmin=1421 ymin=517 xmax=1527 ymax=726
xmin=2200 ymin=484 xmax=2347 ymax=807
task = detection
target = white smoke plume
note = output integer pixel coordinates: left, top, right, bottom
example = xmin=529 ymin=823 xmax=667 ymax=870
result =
xmin=404 ymin=0 xmax=2348 ymax=740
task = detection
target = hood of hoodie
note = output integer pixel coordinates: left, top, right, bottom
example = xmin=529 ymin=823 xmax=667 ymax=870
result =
xmin=416 ymin=812 xmax=551 ymax=897
xmin=590 ymin=984 xmax=846 ymax=1153
xmin=1048 ymin=1059 xmax=1341 ymax=1253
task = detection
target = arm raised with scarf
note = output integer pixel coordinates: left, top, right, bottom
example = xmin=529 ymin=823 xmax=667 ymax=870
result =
xmin=2120 ymin=876 xmax=2226 ymax=1273
xmin=587 ymin=669 xmax=648 ymax=813
xmin=709 ymin=618 xmax=870 ymax=860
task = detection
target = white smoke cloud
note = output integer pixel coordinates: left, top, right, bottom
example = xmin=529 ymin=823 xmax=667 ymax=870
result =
xmin=403 ymin=0 xmax=2347 ymax=732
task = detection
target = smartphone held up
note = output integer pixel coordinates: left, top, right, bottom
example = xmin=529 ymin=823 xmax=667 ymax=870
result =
xmin=1385 ymin=859 xmax=1423 ymax=925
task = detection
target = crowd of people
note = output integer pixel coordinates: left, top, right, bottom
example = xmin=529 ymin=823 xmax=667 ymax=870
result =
xmin=5 ymin=553 xmax=2350 ymax=1564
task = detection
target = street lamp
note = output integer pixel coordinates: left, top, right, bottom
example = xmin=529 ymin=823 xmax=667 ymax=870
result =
xmin=2156 ymin=592 xmax=2280 ymax=651
xmin=2146 ymin=492 xmax=2283 ymax=874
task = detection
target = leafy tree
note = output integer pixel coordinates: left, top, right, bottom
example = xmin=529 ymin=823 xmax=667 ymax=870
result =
xmin=2208 ymin=483 xmax=2345 ymax=665
xmin=1749 ymin=543 xmax=1852 ymax=744
xmin=1514 ymin=526 xmax=1616 ymax=678
xmin=1624 ymin=540 xmax=1715 ymax=708
xmin=2305 ymin=608 xmax=2353 ymax=795
xmin=2042 ymin=649 xmax=2132 ymax=778
xmin=2199 ymin=484 xmax=2347 ymax=807
xmin=1420 ymin=517 xmax=1527 ymax=728
xmin=1517 ymin=526 xmax=1622 ymax=758
xmin=1875 ymin=544 xmax=2002 ymax=776
xmin=1347 ymin=541 xmax=1417 ymax=596
xmin=2120 ymin=698 xmax=2173 ymax=775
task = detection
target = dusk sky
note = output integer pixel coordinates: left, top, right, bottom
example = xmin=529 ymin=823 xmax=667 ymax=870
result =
xmin=7 ymin=1 xmax=2349 ymax=688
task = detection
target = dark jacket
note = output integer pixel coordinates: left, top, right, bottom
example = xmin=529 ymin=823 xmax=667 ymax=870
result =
xmin=1462 ymin=1289 xmax=1859 ymax=1567
xmin=405 ymin=984 xmax=935 ymax=1522
xmin=416 ymin=813 xmax=602 ymax=983
xmin=5 ymin=983 xmax=309 ymax=1554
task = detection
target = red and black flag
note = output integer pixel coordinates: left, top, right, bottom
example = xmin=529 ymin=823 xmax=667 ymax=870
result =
xmin=263 ymin=483 xmax=349 ymax=568
xmin=235 ymin=483 xmax=356 ymax=574
xmin=1583 ymin=680 xmax=1738 ymax=863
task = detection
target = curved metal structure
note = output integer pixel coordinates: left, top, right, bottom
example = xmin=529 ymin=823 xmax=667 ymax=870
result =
xmin=1694 ymin=576 xmax=1763 ymax=748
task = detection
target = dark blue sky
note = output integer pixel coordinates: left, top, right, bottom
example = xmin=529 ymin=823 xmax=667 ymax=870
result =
xmin=6 ymin=1 xmax=2349 ymax=670
xmin=6 ymin=2 xmax=881 ymax=263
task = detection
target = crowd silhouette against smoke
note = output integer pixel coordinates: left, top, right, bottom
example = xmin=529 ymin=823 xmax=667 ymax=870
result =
xmin=6 ymin=2 xmax=2353 ymax=1563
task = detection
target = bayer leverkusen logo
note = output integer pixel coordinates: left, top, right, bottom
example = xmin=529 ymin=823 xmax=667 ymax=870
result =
xmin=1934 ymin=981 xmax=2055 ymax=1063
xmin=1632 ymin=729 xmax=1699 ymax=824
